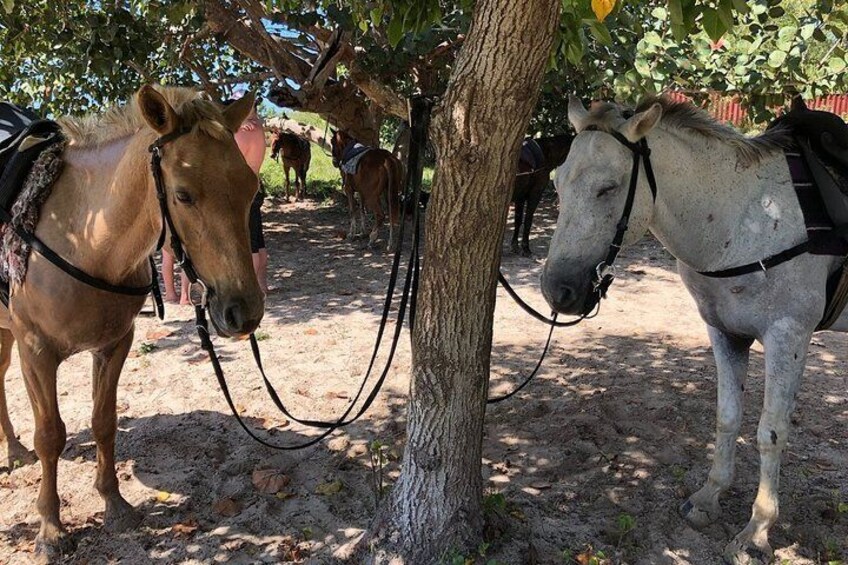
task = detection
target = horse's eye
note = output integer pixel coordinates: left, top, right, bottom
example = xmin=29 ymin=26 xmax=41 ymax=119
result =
xmin=175 ymin=190 xmax=193 ymax=204
xmin=596 ymin=184 xmax=617 ymax=198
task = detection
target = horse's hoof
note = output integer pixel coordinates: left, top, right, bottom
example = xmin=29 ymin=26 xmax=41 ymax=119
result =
xmin=723 ymin=535 xmax=773 ymax=565
xmin=104 ymin=497 xmax=142 ymax=532
xmin=679 ymin=497 xmax=720 ymax=529
xmin=34 ymin=532 xmax=71 ymax=564
xmin=5 ymin=440 xmax=38 ymax=470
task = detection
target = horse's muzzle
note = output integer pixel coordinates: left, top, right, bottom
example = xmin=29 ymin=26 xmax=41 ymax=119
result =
xmin=208 ymin=292 xmax=264 ymax=337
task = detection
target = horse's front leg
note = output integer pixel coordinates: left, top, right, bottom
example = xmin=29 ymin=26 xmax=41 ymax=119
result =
xmin=92 ymin=329 xmax=141 ymax=533
xmin=681 ymin=325 xmax=752 ymax=528
xmin=0 ymin=328 xmax=36 ymax=469
xmin=18 ymin=339 xmax=67 ymax=561
xmin=724 ymin=322 xmax=810 ymax=565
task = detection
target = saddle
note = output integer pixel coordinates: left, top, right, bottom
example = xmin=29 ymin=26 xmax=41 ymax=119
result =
xmin=339 ymin=141 xmax=371 ymax=175
xmin=770 ymin=98 xmax=848 ymax=329
xmin=519 ymin=138 xmax=545 ymax=171
xmin=0 ymin=103 xmax=65 ymax=305
xmin=0 ymin=104 xmax=63 ymax=214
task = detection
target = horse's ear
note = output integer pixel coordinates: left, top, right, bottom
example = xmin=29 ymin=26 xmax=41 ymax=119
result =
xmin=568 ymin=95 xmax=590 ymax=132
xmin=137 ymin=85 xmax=179 ymax=135
xmin=222 ymin=92 xmax=256 ymax=133
xmin=619 ymin=103 xmax=662 ymax=142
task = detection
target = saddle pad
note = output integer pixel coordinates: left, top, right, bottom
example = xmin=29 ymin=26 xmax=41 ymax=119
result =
xmin=785 ymin=148 xmax=848 ymax=256
xmin=520 ymin=138 xmax=544 ymax=171
xmin=340 ymin=142 xmax=370 ymax=175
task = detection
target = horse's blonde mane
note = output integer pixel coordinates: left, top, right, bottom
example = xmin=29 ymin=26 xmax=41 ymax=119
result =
xmin=583 ymin=96 xmax=790 ymax=164
xmin=58 ymin=86 xmax=231 ymax=147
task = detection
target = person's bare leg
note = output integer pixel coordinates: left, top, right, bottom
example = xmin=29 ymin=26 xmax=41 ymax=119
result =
xmin=253 ymin=249 xmax=269 ymax=294
xmin=161 ymin=251 xmax=178 ymax=303
xmin=179 ymin=272 xmax=190 ymax=305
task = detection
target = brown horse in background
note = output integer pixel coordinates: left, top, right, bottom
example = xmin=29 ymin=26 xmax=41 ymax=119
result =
xmin=0 ymin=86 xmax=264 ymax=561
xmin=330 ymin=129 xmax=403 ymax=248
xmin=512 ymin=134 xmax=573 ymax=256
xmin=270 ymin=130 xmax=311 ymax=201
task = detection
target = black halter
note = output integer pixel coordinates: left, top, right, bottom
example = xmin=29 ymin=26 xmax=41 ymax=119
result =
xmin=581 ymin=126 xmax=658 ymax=312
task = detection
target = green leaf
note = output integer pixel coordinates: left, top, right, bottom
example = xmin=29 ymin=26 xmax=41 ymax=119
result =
xmin=717 ymin=0 xmax=734 ymax=32
xmin=731 ymin=0 xmax=750 ymax=14
xmin=586 ymin=20 xmax=613 ymax=46
xmin=644 ymin=31 xmax=663 ymax=48
xmin=701 ymin=8 xmax=727 ymax=43
xmin=386 ymin=16 xmax=404 ymax=48
xmin=668 ymin=0 xmax=684 ymax=32
xmin=1 ymin=0 xmax=13 ymax=14
xmin=768 ymin=50 xmax=787 ymax=68
xmin=828 ymin=57 xmax=847 ymax=75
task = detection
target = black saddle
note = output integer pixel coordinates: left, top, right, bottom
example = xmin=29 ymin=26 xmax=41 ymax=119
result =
xmin=771 ymin=97 xmax=848 ymax=230
xmin=0 ymin=103 xmax=63 ymax=214
xmin=519 ymin=138 xmax=545 ymax=171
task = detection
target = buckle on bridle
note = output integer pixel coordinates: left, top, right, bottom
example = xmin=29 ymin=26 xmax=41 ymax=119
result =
xmin=594 ymin=261 xmax=616 ymax=287
xmin=189 ymin=279 xmax=209 ymax=308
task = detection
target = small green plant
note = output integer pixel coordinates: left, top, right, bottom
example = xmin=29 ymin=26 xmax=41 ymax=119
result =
xmin=137 ymin=342 xmax=157 ymax=355
xmin=254 ymin=330 xmax=271 ymax=341
xmin=561 ymin=548 xmax=573 ymax=562
xmin=483 ymin=491 xmax=506 ymax=515
xmin=616 ymin=513 xmax=636 ymax=548
xmin=670 ymin=464 xmax=686 ymax=481
xmin=369 ymin=439 xmax=389 ymax=505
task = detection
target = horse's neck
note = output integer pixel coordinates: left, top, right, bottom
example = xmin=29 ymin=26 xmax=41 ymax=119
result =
xmin=647 ymin=128 xmax=805 ymax=272
xmin=43 ymin=133 xmax=159 ymax=284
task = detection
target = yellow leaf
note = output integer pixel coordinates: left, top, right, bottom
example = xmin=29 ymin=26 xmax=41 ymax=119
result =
xmin=315 ymin=479 xmax=343 ymax=495
xmin=156 ymin=491 xmax=171 ymax=502
xmin=591 ymin=0 xmax=615 ymax=21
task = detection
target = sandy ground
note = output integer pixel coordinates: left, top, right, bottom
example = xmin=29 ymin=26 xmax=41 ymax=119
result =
xmin=0 ymin=190 xmax=846 ymax=565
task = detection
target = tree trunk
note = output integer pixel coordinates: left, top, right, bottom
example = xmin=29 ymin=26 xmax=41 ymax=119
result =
xmin=361 ymin=0 xmax=559 ymax=562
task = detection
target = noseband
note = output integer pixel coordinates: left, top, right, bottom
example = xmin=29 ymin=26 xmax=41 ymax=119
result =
xmin=579 ymin=126 xmax=658 ymax=315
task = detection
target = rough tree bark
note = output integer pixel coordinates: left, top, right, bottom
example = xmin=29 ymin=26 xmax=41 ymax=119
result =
xmin=361 ymin=0 xmax=560 ymax=562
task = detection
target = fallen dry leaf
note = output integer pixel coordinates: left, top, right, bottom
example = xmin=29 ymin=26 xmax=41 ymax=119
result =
xmin=171 ymin=519 xmax=198 ymax=537
xmin=145 ymin=328 xmax=174 ymax=341
xmin=275 ymin=491 xmax=296 ymax=500
xmin=295 ymin=388 xmax=310 ymax=397
xmin=156 ymin=491 xmax=171 ymax=502
xmin=323 ymin=391 xmax=350 ymax=400
xmin=260 ymin=417 xmax=290 ymax=429
xmin=213 ymin=497 xmax=242 ymax=517
xmin=304 ymin=328 xmax=318 ymax=336
xmin=252 ymin=468 xmax=291 ymax=494
xmin=530 ymin=481 xmax=552 ymax=490
xmin=315 ymin=479 xmax=343 ymax=495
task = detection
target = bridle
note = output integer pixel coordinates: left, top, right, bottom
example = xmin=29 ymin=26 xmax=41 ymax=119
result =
xmin=581 ymin=126 xmax=659 ymax=313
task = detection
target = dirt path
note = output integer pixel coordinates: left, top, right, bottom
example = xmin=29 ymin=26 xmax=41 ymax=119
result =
xmin=0 ymin=192 xmax=846 ymax=564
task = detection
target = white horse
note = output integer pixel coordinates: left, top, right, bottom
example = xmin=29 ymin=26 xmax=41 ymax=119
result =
xmin=542 ymin=95 xmax=848 ymax=565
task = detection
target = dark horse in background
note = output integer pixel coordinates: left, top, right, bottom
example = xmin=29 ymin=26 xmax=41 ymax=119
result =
xmin=330 ymin=129 xmax=403 ymax=249
xmin=511 ymin=134 xmax=573 ymax=256
xmin=270 ymin=130 xmax=311 ymax=201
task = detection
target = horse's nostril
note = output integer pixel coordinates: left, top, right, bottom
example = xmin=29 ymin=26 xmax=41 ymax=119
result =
xmin=556 ymin=283 xmax=575 ymax=306
xmin=223 ymin=302 xmax=245 ymax=330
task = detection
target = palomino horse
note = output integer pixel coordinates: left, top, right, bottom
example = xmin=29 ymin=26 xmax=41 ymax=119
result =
xmin=511 ymin=135 xmax=573 ymax=256
xmin=0 ymin=85 xmax=264 ymax=560
xmin=542 ymin=96 xmax=845 ymax=564
xmin=270 ymin=130 xmax=311 ymax=201
xmin=330 ymin=129 xmax=403 ymax=248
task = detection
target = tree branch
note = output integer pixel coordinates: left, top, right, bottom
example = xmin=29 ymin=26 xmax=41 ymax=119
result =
xmin=349 ymin=62 xmax=408 ymax=120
